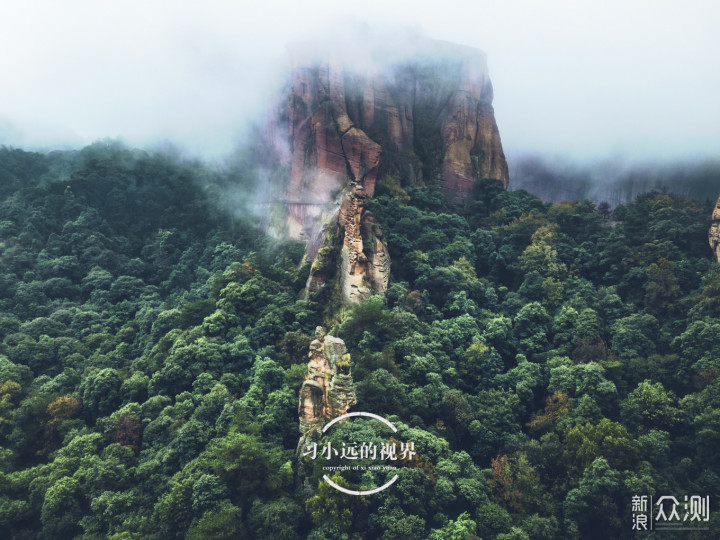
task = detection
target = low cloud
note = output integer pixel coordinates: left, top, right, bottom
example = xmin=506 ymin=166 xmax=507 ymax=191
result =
xmin=0 ymin=1 xmax=718 ymax=163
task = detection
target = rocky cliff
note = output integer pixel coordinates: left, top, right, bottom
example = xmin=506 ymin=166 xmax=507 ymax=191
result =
xmin=298 ymin=326 xmax=357 ymax=433
xmin=279 ymin=37 xmax=508 ymax=302
xmin=296 ymin=326 xmax=357 ymax=492
xmin=710 ymin=195 xmax=720 ymax=262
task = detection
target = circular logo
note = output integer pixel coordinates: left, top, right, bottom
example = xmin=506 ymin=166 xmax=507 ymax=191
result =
xmin=318 ymin=412 xmax=403 ymax=496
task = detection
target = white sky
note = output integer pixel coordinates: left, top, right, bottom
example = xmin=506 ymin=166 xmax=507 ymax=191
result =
xmin=0 ymin=0 xmax=718 ymax=162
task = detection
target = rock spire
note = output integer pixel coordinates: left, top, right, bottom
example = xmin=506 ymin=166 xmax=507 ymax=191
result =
xmin=296 ymin=326 xmax=357 ymax=492
xmin=710 ymin=195 xmax=720 ymax=262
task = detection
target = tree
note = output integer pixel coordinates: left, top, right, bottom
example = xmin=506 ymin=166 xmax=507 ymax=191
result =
xmin=488 ymin=453 xmax=544 ymax=515
xmin=547 ymin=357 xmax=618 ymax=409
xmin=108 ymin=275 xmax=147 ymax=303
xmin=41 ymin=476 xmax=84 ymax=538
xmin=247 ymin=497 xmax=303 ymax=540
xmin=643 ymin=258 xmax=680 ymax=315
xmin=355 ymin=369 xmax=408 ymax=416
xmin=0 ymin=380 xmax=22 ymax=437
xmin=428 ymin=511 xmax=478 ymax=540
xmin=337 ymin=295 xmax=394 ymax=349
xmin=41 ymin=395 xmax=82 ymax=455
xmin=620 ymin=380 xmax=680 ymax=433
xmin=204 ymin=432 xmax=291 ymax=506
xmin=186 ymin=501 xmax=245 ymax=539
xmin=597 ymin=201 xmax=612 ymax=220
xmin=563 ymin=458 xmax=622 ymax=539
xmin=672 ymin=319 xmax=720 ymax=385
xmin=552 ymin=305 xmax=579 ymax=353
xmin=527 ymin=392 xmax=571 ymax=434
xmin=512 ymin=302 xmax=551 ymax=356
xmin=306 ymin=473 xmax=369 ymax=532
xmin=494 ymin=354 xmax=542 ymax=414
xmin=152 ymin=474 xmax=196 ymax=537
xmin=563 ymin=419 xmax=638 ymax=475
xmin=610 ymin=313 xmax=659 ymax=360
xmin=519 ymin=226 xmax=567 ymax=279
xmin=460 ymin=340 xmax=503 ymax=390
xmin=108 ymin=416 xmax=143 ymax=453
xmin=469 ymin=390 xmax=522 ymax=459
xmin=81 ymin=368 xmax=122 ymax=421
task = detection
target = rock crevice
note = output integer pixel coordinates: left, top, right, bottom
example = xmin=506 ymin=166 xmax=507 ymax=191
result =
xmin=281 ymin=38 xmax=508 ymax=302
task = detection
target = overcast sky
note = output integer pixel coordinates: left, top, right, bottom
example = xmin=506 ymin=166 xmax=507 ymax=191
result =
xmin=1 ymin=0 xmax=718 ymax=163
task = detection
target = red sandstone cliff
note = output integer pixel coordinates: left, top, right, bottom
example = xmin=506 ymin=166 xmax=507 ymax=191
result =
xmin=281 ymin=38 xmax=508 ymax=302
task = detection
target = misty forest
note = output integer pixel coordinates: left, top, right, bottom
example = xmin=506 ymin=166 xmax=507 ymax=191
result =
xmin=1 ymin=39 xmax=720 ymax=540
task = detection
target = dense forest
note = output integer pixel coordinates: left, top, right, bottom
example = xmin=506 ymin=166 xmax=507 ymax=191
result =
xmin=0 ymin=141 xmax=719 ymax=539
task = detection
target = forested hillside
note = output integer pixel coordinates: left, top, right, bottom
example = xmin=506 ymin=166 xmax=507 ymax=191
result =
xmin=0 ymin=142 xmax=718 ymax=538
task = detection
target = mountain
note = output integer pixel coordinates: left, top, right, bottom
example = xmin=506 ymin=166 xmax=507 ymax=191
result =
xmin=273 ymin=38 xmax=509 ymax=302
xmin=2 ymin=38 xmax=720 ymax=540
xmin=509 ymin=154 xmax=720 ymax=207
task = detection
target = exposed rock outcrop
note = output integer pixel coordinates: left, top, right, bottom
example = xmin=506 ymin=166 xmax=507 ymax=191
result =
xmin=281 ymin=37 xmax=508 ymax=302
xmin=298 ymin=326 xmax=356 ymax=432
xmin=285 ymin=59 xmax=381 ymax=244
xmin=710 ymin=195 xmax=720 ymax=262
xmin=296 ymin=326 xmax=357 ymax=492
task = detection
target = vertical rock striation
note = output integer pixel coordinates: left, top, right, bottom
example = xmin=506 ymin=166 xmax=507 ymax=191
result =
xmin=440 ymin=59 xmax=509 ymax=206
xmin=285 ymin=59 xmax=381 ymax=244
xmin=280 ymin=37 xmax=508 ymax=302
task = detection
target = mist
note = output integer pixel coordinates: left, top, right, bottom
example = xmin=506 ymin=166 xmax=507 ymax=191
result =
xmin=1 ymin=0 xmax=719 ymax=167
xmin=508 ymin=154 xmax=720 ymax=207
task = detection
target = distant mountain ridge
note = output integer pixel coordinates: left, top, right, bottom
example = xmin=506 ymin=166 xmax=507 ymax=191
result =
xmin=509 ymin=154 xmax=720 ymax=207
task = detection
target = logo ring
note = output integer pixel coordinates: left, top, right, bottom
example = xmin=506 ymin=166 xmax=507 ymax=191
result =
xmin=321 ymin=412 xmax=399 ymax=496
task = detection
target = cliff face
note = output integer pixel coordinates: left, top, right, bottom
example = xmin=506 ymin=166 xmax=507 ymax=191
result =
xmin=437 ymin=53 xmax=509 ymax=205
xmin=285 ymin=61 xmax=382 ymax=243
xmin=281 ymin=38 xmax=508 ymax=302
xmin=710 ymin=195 xmax=720 ymax=262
